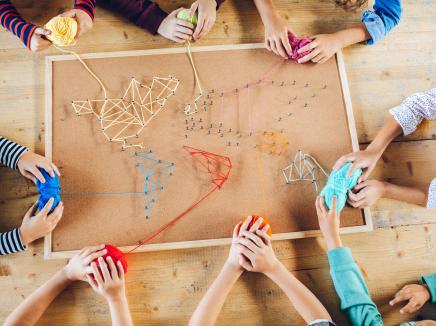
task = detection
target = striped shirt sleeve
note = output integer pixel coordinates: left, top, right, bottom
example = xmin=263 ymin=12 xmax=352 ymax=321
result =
xmin=0 ymin=228 xmax=26 ymax=256
xmin=74 ymin=0 xmax=97 ymax=20
xmin=0 ymin=0 xmax=37 ymax=49
xmin=0 ymin=136 xmax=28 ymax=169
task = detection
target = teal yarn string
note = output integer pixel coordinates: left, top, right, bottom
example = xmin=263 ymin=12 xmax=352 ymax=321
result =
xmin=320 ymin=163 xmax=362 ymax=212
xmin=36 ymin=168 xmax=61 ymax=213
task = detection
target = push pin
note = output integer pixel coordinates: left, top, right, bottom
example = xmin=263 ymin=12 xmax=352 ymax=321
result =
xmin=185 ymin=134 xmax=188 ymax=139
xmin=228 ymin=128 xmax=232 ymax=133
xmin=305 ymin=83 xmax=309 ymax=87
xmin=220 ymin=133 xmax=224 ymax=138
xmin=220 ymin=122 xmax=223 ymax=127
xmin=288 ymin=112 xmax=292 ymax=116
xmin=208 ymin=130 xmax=211 ymax=135
xmin=293 ymin=96 xmax=297 ymax=100
xmin=292 ymin=80 xmax=296 ymax=85
xmin=211 ymin=89 xmax=215 ymax=93
xmin=323 ymin=84 xmax=327 ymax=89
xmin=200 ymin=126 xmax=204 ymax=129
xmin=312 ymin=93 xmax=316 ymax=97
xmin=280 ymin=81 xmax=285 ymax=86
xmin=278 ymin=117 xmax=282 ymax=122
xmin=227 ymin=141 xmax=231 ymax=146
xmin=236 ymin=142 xmax=239 ymax=147
xmin=304 ymin=103 xmax=308 ymax=108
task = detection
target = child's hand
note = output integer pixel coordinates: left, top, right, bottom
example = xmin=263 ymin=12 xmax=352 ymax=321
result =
xmin=237 ymin=227 xmax=278 ymax=274
xmin=87 ymin=256 xmax=126 ymax=303
xmin=17 ymin=151 xmax=60 ymax=184
xmin=64 ymin=245 xmax=107 ymax=281
xmin=189 ymin=0 xmax=217 ymax=40
xmin=347 ymin=180 xmax=386 ymax=208
xmin=297 ymin=33 xmax=342 ymax=64
xmin=315 ymin=196 xmax=342 ymax=251
xmin=263 ymin=15 xmax=293 ymax=59
xmin=60 ymin=9 xmax=93 ymax=38
xmin=333 ymin=149 xmax=380 ymax=182
xmin=157 ymin=9 xmax=194 ymax=43
xmin=415 ymin=321 xmax=436 ymax=326
xmin=19 ymin=199 xmax=64 ymax=246
xmin=389 ymin=284 xmax=431 ymax=314
xmin=29 ymin=27 xmax=52 ymax=52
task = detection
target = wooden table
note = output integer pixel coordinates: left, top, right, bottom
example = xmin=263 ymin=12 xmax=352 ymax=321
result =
xmin=0 ymin=1 xmax=435 ymax=325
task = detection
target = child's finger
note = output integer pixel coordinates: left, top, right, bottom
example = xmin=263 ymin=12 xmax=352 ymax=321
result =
xmin=31 ymin=167 xmax=46 ymax=183
xmin=317 ymin=56 xmax=329 ymax=64
xmin=237 ymin=244 xmax=255 ymax=262
xmin=274 ymin=39 xmax=287 ymax=58
xmin=239 ymin=215 xmax=252 ymax=235
xmin=84 ymin=249 xmax=107 ymax=265
xmin=319 ymin=196 xmax=328 ymax=216
xmin=311 ymin=53 xmax=324 ymax=63
xmin=47 ymin=202 xmax=63 ymax=221
xmin=400 ymin=299 xmax=420 ymax=314
xmin=106 ymin=256 xmax=119 ymax=280
xmin=239 ymin=255 xmax=252 ymax=271
xmin=175 ymin=31 xmax=192 ymax=40
xmin=193 ymin=12 xmax=205 ymax=39
xmin=199 ymin=19 xmax=212 ymax=38
xmin=249 ymin=216 xmax=263 ymax=232
xmin=297 ymin=41 xmax=317 ymax=54
xmin=86 ymin=274 xmax=98 ymax=291
xmin=176 ymin=19 xmax=194 ymax=30
xmin=91 ymin=262 xmax=104 ymax=286
xmin=21 ymin=170 xmax=37 ymax=183
xmin=298 ymin=48 xmax=320 ymax=64
xmin=255 ymin=230 xmax=271 ymax=246
xmin=237 ymin=237 xmax=260 ymax=253
xmin=280 ymin=33 xmax=292 ymax=56
xmin=315 ymin=196 xmax=323 ymax=217
xmin=98 ymin=257 xmax=111 ymax=282
xmin=37 ymin=162 xmax=55 ymax=178
xmin=242 ymin=231 xmax=265 ymax=248
xmin=232 ymin=224 xmax=240 ymax=239
xmin=34 ymin=27 xmax=51 ymax=36
xmin=354 ymin=180 xmax=369 ymax=191
xmin=188 ymin=2 xmax=199 ymax=17
xmin=332 ymin=154 xmax=353 ymax=171
xmin=330 ymin=196 xmax=337 ymax=213
xmin=24 ymin=202 xmax=38 ymax=218
xmin=265 ymin=39 xmax=272 ymax=52
xmin=176 ymin=25 xmax=194 ymax=36
xmin=39 ymin=198 xmax=55 ymax=217
xmin=117 ymin=261 xmax=125 ymax=281
xmin=269 ymin=41 xmax=280 ymax=57
xmin=347 ymin=198 xmax=365 ymax=208
xmin=52 ymin=163 xmax=61 ymax=176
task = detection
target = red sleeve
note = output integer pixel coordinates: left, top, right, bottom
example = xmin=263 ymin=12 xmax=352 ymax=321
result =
xmin=74 ymin=0 xmax=97 ymax=20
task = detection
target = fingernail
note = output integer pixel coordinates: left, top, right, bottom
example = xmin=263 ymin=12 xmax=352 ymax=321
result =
xmin=107 ymin=256 xmax=112 ymax=260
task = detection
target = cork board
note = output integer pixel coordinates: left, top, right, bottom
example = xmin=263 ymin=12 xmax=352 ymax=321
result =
xmin=45 ymin=44 xmax=372 ymax=258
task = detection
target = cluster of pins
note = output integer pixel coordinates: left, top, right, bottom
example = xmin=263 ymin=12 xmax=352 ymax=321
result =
xmin=254 ymin=131 xmax=290 ymax=156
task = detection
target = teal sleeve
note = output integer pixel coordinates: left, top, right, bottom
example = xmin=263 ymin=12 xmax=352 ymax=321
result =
xmin=421 ymin=273 xmax=436 ymax=304
xmin=327 ymin=247 xmax=383 ymax=326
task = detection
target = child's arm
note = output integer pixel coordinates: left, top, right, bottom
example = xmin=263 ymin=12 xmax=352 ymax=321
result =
xmin=87 ymin=256 xmax=133 ymax=326
xmin=58 ymin=0 xmax=96 ymax=39
xmin=316 ymin=196 xmax=383 ymax=326
xmin=298 ymin=0 xmax=402 ymax=64
xmin=347 ymin=180 xmax=428 ymax=208
xmin=252 ymin=0 xmax=293 ymax=59
xmin=237 ymin=226 xmax=332 ymax=324
xmin=189 ymin=217 xmax=260 ymax=326
xmin=189 ymin=0 xmax=222 ymax=41
xmin=4 ymin=245 xmax=107 ymax=325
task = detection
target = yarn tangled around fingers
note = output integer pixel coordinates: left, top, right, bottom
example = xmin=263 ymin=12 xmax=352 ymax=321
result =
xmin=44 ymin=16 xmax=78 ymax=46
xmin=288 ymin=33 xmax=312 ymax=63
xmin=320 ymin=163 xmax=362 ymax=212
xmin=36 ymin=168 xmax=61 ymax=214
xmin=92 ymin=244 xmax=128 ymax=274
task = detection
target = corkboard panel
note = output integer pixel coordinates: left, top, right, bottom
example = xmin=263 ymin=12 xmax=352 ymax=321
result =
xmin=45 ymin=44 xmax=371 ymax=257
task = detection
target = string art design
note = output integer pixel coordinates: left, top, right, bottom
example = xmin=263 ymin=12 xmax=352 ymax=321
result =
xmin=183 ymin=42 xmax=203 ymax=116
xmin=255 ymin=131 xmax=290 ymax=156
xmin=71 ymin=76 xmax=180 ymax=150
xmin=282 ymin=150 xmax=329 ymax=192
xmin=134 ymin=151 xmax=175 ymax=219
xmin=127 ymin=146 xmax=232 ymax=253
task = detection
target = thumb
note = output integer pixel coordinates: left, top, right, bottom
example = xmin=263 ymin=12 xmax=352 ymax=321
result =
xmin=189 ymin=2 xmax=199 ymax=16
xmin=25 ymin=202 xmax=38 ymax=219
xmin=35 ymin=27 xmax=51 ymax=36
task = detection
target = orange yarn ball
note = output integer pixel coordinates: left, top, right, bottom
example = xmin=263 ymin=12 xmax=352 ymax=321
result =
xmin=238 ymin=215 xmax=272 ymax=236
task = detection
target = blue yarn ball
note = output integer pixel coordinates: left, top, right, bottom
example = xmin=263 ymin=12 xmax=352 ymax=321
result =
xmin=36 ymin=168 xmax=61 ymax=213
xmin=320 ymin=162 xmax=362 ymax=212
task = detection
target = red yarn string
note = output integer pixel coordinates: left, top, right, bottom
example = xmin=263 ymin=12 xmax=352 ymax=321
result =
xmin=126 ymin=146 xmax=232 ymax=254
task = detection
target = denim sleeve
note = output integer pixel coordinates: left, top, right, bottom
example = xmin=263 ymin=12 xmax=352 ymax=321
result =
xmin=361 ymin=0 xmax=402 ymax=45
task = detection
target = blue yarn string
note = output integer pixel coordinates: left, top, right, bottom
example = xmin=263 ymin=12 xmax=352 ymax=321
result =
xmin=320 ymin=162 xmax=362 ymax=212
xmin=36 ymin=168 xmax=61 ymax=213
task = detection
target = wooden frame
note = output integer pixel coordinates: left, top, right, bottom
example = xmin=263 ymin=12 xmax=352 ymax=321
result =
xmin=44 ymin=43 xmax=373 ymax=259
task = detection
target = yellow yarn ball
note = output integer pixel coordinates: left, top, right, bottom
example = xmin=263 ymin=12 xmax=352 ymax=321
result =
xmin=44 ymin=16 xmax=78 ymax=46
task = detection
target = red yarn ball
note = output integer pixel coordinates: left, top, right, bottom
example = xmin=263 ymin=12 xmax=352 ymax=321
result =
xmin=92 ymin=244 xmax=128 ymax=274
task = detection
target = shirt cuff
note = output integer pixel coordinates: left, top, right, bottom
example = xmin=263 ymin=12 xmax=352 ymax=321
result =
xmin=389 ymin=105 xmax=417 ymax=136
xmin=421 ymin=273 xmax=436 ymax=304
xmin=73 ymin=5 xmax=95 ymax=20
xmin=137 ymin=3 xmax=168 ymax=35
xmin=426 ymin=179 xmax=436 ymax=208
xmin=361 ymin=10 xmax=386 ymax=45
xmin=15 ymin=227 xmax=27 ymax=251
xmin=327 ymin=247 xmax=354 ymax=267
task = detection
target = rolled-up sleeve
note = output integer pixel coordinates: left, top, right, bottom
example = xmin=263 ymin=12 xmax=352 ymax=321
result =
xmin=362 ymin=0 xmax=402 ymax=45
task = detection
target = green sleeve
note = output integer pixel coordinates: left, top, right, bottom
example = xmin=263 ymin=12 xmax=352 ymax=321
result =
xmin=421 ymin=273 xmax=436 ymax=304
xmin=327 ymin=247 xmax=383 ymax=326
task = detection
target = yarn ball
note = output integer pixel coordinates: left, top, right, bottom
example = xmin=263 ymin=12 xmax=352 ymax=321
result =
xmin=288 ymin=33 xmax=313 ymax=63
xmin=92 ymin=244 xmax=128 ymax=274
xmin=36 ymin=168 xmax=61 ymax=214
xmin=177 ymin=9 xmax=198 ymax=25
xmin=238 ymin=215 xmax=272 ymax=236
xmin=44 ymin=16 xmax=77 ymax=46
xmin=320 ymin=163 xmax=362 ymax=212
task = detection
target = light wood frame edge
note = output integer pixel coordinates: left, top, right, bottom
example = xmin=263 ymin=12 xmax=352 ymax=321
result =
xmin=44 ymin=45 xmax=372 ymax=259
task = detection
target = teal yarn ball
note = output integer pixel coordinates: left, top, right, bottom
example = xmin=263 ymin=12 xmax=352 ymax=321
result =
xmin=320 ymin=162 xmax=362 ymax=212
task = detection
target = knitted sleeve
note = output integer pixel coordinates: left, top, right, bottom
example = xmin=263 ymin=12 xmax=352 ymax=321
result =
xmin=0 ymin=228 xmax=26 ymax=255
xmin=0 ymin=136 xmax=28 ymax=169
xmin=74 ymin=0 xmax=97 ymax=20
xmin=0 ymin=0 xmax=37 ymax=49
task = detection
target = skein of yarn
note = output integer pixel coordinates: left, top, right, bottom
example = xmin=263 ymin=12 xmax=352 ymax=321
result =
xmin=92 ymin=244 xmax=128 ymax=274
xmin=44 ymin=16 xmax=78 ymax=46
xmin=288 ymin=33 xmax=312 ymax=63
xmin=36 ymin=168 xmax=61 ymax=214
xmin=320 ymin=163 xmax=362 ymax=212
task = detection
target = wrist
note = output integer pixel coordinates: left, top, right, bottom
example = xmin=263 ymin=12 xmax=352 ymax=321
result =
xmin=223 ymin=260 xmax=244 ymax=275
xmin=264 ymin=258 xmax=282 ymax=279
xmin=325 ymin=233 xmax=343 ymax=251
xmin=18 ymin=226 xmax=31 ymax=246
xmin=107 ymin=292 xmax=127 ymax=305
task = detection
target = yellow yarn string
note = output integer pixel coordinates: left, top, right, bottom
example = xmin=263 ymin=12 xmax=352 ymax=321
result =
xmin=45 ymin=16 xmax=108 ymax=99
xmin=45 ymin=16 xmax=77 ymax=47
